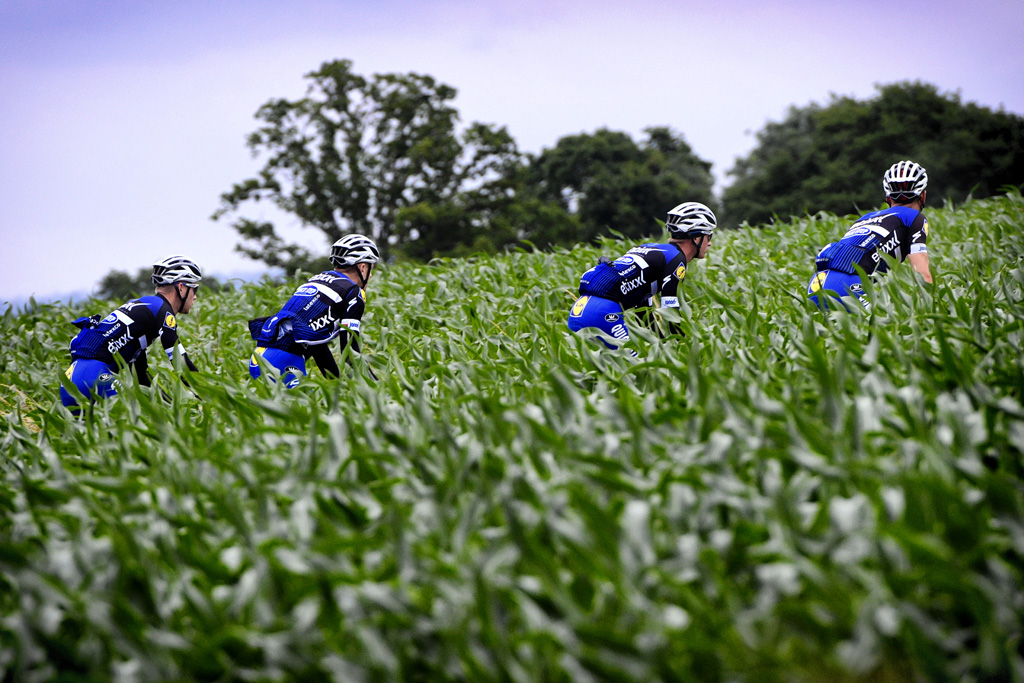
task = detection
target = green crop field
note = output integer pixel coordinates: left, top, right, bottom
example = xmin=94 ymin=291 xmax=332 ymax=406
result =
xmin=2 ymin=192 xmax=1023 ymax=682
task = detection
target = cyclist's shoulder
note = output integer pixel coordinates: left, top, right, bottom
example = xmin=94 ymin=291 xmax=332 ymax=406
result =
xmin=852 ymin=207 xmax=889 ymax=223
xmin=307 ymin=270 xmax=359 ymax=292
xmin=628 ymin=242 xmax=678 ymax=259
xmin=118 ymin=295 xmax=167 ymax=317
xmin=887 ymin=205 xmax=922 ymax=221
xmin=851 ymin=206 xmax=921 ymax=230
xmin=870 ymin=205 xmax=923 ymax=227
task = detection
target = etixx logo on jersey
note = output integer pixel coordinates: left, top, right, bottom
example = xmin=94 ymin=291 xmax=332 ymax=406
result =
xmin=675 ymin=263 xmax=686 ymax=280
xmin=165 ymin=313 xmax=177 ymax=329
xmin=619 ymin=276 xmax=643 ymax=296
xmin=571 ymin=296 xmax=589 ymax=317
xmin=310 ymin=313 xmax=337 ymax=332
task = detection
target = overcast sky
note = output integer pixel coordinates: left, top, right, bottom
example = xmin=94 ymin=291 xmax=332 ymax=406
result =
xmin=2 ymin=0 xmax=1022 ymax=303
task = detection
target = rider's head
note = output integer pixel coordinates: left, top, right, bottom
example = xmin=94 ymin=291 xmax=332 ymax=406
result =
xmin=152 ymin=255 xmax=202 ymax=314
xmin=883 ymin=160 xmax=928 ymax=208
xmin=666 ymin=201 xmax=717 ymax=260
xmin=330 ymin=234 xmax=381 ymax=287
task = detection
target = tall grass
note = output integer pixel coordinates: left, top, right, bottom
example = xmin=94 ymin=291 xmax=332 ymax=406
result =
xmin=1 ymin=191 xmax=1023 ymax=681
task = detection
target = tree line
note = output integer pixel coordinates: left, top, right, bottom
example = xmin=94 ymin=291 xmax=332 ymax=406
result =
xmin=722 ymin=81 xmax=1024 ymax=225
xmin=97 ymin=61 xmax=1023 ymax=298
xmin=208 ymin=60 xmax=717 ymax=272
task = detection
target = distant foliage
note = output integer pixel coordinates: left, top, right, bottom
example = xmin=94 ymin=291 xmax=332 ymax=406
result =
xmin=95 ymin=267 xmax=153 ymax=301
xmin=530 ymin=126 xmax=717 ymax=242
xmin=213 ymin=59 xmax=577 ymax=269
xmin=3 ymin=192 xmax=1024 ymax=681
xmin=216 ymin=61 xmax=723 ymax=269
xmin=95 ymin=267 xmax=225 ymax=302
xmin=393 ymin=124 xmax=584 ymax=261
xmin=723 ymin=81 xmax=1024 ymax=225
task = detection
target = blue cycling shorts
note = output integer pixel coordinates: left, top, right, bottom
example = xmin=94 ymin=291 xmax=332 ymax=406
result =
xmin=807 ymin=270 xmax=869 ymax=311
xmin=567 ymin=295 xmax=631 ymax=350
xmin=249 ymin=346 xmax=307 ymax=388
xmin=60 ymin=359 xmax=119 ymax=409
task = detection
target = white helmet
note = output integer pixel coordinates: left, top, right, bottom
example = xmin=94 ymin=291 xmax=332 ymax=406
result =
xmin=666 ymin=202 xmax=717 ymax=237
xmin=883 ymin=160 xmax=928 ymax=199
xmin=331 ymin=234 xmax=381 ymax=269
xmin=152 ymin=255 xmax=203 ymax=286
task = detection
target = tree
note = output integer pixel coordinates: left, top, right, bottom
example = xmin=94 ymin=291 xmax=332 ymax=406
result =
xmin=213 ymin=60 xmax=549 ymax=270
xmin=722 ymin=82 xmax=1024 ymax=226
xmin=527 ymin=127 xmax=716 ymax=242
xmin=393 ymin=124 xmax=582 ymax=260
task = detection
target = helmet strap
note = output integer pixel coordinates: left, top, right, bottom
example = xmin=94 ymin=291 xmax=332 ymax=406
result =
xmin=355 ymin=263 xmax=371 ymax=288
xmin=175 ymin=284 xmax=189 ymax=313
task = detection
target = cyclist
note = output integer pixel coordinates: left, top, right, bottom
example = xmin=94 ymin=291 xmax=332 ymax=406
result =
xmin=248 ymin=234 xmax=379 ymax=387
xmin=567 ymin=201 xmax=716 ymax=351
xmin=808 ymin=160 xmax=932 ymax=310
xmin=60 ymin=255 xmax=203 ymax=410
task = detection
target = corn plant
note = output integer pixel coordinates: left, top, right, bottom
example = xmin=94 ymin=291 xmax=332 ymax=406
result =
xmin=1 ymin=191 xmax=1023 ymax=682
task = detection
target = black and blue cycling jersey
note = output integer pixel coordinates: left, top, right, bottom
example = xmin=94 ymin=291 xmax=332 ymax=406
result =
xmin=814 ymin=205 xmax=928 ymax=276
xmin=248 ymin=270 xmax=366 ymax=382
xmin=67 ymin=294 xmax=196 ymax=377
xmin=579 ymin=243 xmax=688 ymax=308
xmin=569 ymin=242 xmax=688 ymax=350
xmin=809 ymin=205 xmax=928 ymax=309
xmin=61 ymin=294 xmax=197 ymax=408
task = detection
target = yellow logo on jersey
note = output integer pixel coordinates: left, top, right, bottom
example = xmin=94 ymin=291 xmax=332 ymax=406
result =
xmin=570 ymin=295 xmax=589 ymax=317
xmin=165 ymin=313 xmax=177 ymax=329
xmin=359 ymin=289 xmax=366 ymax=302
xmin=675 ymin=263 xmax=687 ymax=280
xmin=250 ymin=347 xmax=267 ymax=365
xmin=65 ymin=362 xmax=76 ymax=379
xmin=923 ymin=219 xmax=929 ymax=237
xmin=810 ymin=272 xmax=828 ymax=293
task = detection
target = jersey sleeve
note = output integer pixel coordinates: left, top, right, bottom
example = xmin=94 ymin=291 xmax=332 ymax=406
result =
xmin=158 ymin=309 xmax=181 ymax=351
xmin=337 ymin=288 xmax=366 ymax=334
xmin=659 ymin=253 xmax=688 ymax=308
xmin=158 ymin=308 xmax=198 ymax=371
xmin=909 ymin=212 xmax=928 ymax=255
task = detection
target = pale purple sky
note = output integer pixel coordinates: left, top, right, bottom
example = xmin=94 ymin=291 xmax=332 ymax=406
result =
xmin=2 ymin=0 xmax=1022 ymax=301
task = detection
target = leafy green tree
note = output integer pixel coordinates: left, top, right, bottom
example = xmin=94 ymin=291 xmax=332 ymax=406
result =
xmin=394 ymin=125 xmax=582 ymax=260
xmin=391 ymin=121 xmax=585 ymax=260
xmin=528 ymin=127 xmax=716 ymax=242
xmin=214 ymin=60 xmax=557 ymax=270
xmin=723 ymin=81 xmax=1024 ymax=226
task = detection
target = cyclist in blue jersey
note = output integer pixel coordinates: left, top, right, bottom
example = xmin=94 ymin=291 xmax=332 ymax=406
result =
xmin=809 ymin=160 xmax=932 ymax=310
xmin=248 ymin=234 xmax=379 ymax=387
xmin=60 ymin=255 xmax=203 ymax=411
xmin=568 ymin=201 xmax=716 ymax=351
